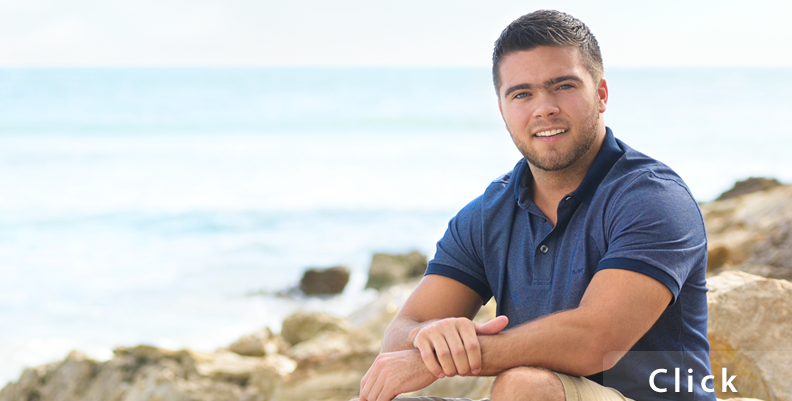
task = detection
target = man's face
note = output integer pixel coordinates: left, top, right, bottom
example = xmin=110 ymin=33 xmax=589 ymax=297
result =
xmin=497 ymin=46 xmax=608 ymax=172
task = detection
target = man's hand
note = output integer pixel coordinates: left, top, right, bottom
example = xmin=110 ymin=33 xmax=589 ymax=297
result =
xmin=409 ymin=315 xmax=508 ymax=378
xmin=359 ymin=349 xmax=438 ymax=401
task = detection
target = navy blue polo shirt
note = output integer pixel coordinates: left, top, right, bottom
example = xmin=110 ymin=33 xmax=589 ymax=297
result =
xmin=426 ymin=128 xmax=713 ymax=400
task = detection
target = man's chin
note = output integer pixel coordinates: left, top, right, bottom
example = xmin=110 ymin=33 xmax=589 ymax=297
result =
xmin=524 ymin=154 xmax=577 ymax=172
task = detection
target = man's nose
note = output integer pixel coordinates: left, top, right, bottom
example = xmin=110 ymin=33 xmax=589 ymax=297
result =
xmin=532 ymin=94 xmax=560 ymax=119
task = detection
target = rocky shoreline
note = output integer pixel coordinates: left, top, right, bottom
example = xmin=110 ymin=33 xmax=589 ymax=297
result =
xmin=2 ymin=178 xmax=791 ymax=401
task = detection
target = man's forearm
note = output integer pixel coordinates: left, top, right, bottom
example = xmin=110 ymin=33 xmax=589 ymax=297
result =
xmin=380 ymin=316 xmax=434 ymax=353
xmin=475 ymin=269 xmax=672 ymax=378
xmin=476 ymin=309 xmax=613 ymax=377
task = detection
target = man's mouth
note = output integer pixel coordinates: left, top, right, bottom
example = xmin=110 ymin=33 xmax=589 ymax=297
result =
xmin=534 ymin=129 xmax=568 ymax=137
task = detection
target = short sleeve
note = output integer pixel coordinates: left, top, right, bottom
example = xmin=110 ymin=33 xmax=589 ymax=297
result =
xmin=426 ymin=195 xmax=492 ymax=301
xmin=597 ymin=172 xmax=707 ymax=303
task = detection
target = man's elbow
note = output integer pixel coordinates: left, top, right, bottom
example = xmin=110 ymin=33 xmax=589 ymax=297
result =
xmin=574 ymin=334 xmax=628 ymax=376
xmin=568 ymin=353 xmax=612 ymax=377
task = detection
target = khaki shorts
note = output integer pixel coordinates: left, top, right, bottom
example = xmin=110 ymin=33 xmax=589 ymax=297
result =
xmin=394 ymin=372 xmax=634 ymax=401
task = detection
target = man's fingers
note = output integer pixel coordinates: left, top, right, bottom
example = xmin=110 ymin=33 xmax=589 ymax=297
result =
xmin=474 ymin=315 xmax=509 ymax=335
xmin=359 ymin=368 xmax=370 ymax=400
xmin=430 ymin=334 xmax=458 ymax=377
xmin=375 ymin=379 xmax=397 ymax=401
xmin=412 ymin=316 xmax=496 ymax=378
xmin=415 ymin=337 xmax=445 ymax=378
xmin=363 ymin=373 xmax=380 ymax=401
xmin=458 ymin=322 xmax=481 ymax=374
xmin=360 ymin=357 xmax=381 ymax=401
xmin=370 ymin=375 xmax=387 ymax=401
xmin=444 ymin=330 xmax=471 ymax=376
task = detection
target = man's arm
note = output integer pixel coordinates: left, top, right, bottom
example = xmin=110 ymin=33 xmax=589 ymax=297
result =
xmin=381 ymin=274 xmax=485 ymax=353
xmin=359 ymin=274 xmax=505 ymax=401
xmin=477 ymin=268 xmax=672 ymax=376
xmin=359 ymin=268 xmax=671 ymax=401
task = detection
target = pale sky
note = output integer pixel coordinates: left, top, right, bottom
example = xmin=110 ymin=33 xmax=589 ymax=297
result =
xmin=1 ymin=0 xmax=790 ymax=67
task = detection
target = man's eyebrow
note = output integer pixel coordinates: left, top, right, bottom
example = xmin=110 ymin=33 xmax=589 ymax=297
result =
xmin=544 ymin=75 xmax=583 ymax=87
xmin=502 ymin=75 xmax=584 ymax=98
xmin=503 ymin=83 xmax=533 ymax=98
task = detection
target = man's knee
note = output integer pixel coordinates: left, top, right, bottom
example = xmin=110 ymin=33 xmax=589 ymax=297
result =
xmin=491 ymin=367 xmax=565 ymax=401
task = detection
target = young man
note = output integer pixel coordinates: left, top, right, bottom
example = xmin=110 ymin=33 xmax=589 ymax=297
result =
xmin=357 ymin=10 xmax=712 ymax=401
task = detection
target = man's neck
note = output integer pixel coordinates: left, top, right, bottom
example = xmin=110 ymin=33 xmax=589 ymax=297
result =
xmin=529 ymin=128 xmax=606 ymax=226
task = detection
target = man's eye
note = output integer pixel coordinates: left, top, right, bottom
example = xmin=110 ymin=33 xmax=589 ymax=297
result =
xmin=558 ymin=84 xmax=573 ymax=90
xmin=514 ymin=92 xmax=529 ymax=99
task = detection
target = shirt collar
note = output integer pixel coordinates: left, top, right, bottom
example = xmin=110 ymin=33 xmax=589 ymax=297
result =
xmin=513 ymin=127 xmax=625 ymax=209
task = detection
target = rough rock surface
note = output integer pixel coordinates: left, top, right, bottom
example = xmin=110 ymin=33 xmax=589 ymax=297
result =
xmin=0 ymin=345 xmax=298 ymax=401
xmin=6 ymin=227 xmax=791 ymax=401
xmin=299 ymin=266 xmax=351 ymax=295
xmin=280 ymin=310 xmax=350 ymax=346
xmin=702 ymin=184 xmax=792 ymax=280
xmin=365 ymin=251 xmax=428 ymax=290
xmin=1 ymin=277 xmax=502 ymax=401
xmin=226 ymin=328 xmax=290 ymax=357
xmin=707 ymin=271 xmax=792 ymax=401
xmin=716 ymin=177 xmax=782 ymax=201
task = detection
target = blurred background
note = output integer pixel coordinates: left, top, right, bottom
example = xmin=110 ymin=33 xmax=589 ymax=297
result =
xmin=1 ymin=0 xmax=791 ymax=386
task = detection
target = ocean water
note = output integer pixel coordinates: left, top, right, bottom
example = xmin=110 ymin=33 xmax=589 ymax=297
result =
xmin=1 ymin=67 xmax=790 ymax=385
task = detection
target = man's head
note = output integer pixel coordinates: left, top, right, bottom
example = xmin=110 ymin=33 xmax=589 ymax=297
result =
xmin=492 ymin=10 xmax=603 ymax=94
xmin=493 ymin=11 xmax=608 ymax=174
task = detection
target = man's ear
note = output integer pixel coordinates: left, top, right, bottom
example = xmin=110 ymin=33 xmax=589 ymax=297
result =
xmin=598 ymin=78 xmax=609 ymax=113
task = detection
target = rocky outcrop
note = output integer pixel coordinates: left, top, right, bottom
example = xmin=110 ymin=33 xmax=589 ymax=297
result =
xmin=7 ymin=198 xmax=792 ymax=401
xmin=717 ymin=177 xmax=782 ymax=201
xmin=280 ymin=311 xmax=351 ymax=346
xmin=707 ymin=271 xmax=792 ymax=401
xmin=226 ymin=328 xmax=290 ymax=357
xmin=365 ymin=251 xmax=428 ymax=290
xmin=702 ymin=184 xmax=792 ymax=280
xmin=0 ymin=345 xmax=298 ymax=401
xmin=0 ymin=276 xmax=502 ymax=401
xmin=300 ymin=266 xmax=351 ymax=295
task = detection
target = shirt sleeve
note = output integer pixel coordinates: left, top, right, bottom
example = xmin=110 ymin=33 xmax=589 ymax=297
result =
xmin=596 ymin=171 xmax=708 ymax=303
xmin=426 ymin=195 xmax=492 ymax=302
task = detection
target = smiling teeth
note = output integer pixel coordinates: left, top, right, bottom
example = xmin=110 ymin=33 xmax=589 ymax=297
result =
xmin=535 ymin=129 xmax=567 ymax=137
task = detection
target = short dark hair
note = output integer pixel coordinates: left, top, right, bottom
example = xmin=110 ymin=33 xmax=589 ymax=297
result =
xmin=492 ymin=10 xmax=603 ymax=94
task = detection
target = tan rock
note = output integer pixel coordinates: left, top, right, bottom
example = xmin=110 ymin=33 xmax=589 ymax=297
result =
xmin=347 ymin=278 xmax=420 ymax=340
xmin=194 ymin=351 xmax=265 ymax=383
xmin=120 ymin=362 xmax=246 ymax=401
xmin=272 ymin=369 xmax=366 ymax=401
xmin=272 ymin=279 xmax=501 ymax=401
xmin=289 ymin=331 xmax=379 ymax=369
xmin=0 ymin=351 xmax=98 ymax=401
xmin=716 ymin=177 xmax=781 ymax=201
xmin=227 ymin=328 xmax=289 ymax=357
xmin=743 ymin=221 xmax=792 ymax=280
xmin=280 ymin=310 xmax=350 ymax=346
xmin=0 ymin=361 xmax=67 ymax=401
xmin=246 ymin=354 xmax=299 ymax=400
xmin=702 ymin=184 xmax=792 ymax=277
xmin=113 ymin=344 xmax=194 ymax=365
xmin=707 ymin=270 xmax=792 ymax=401
xmin=0 ymin=344 xmax=276 ymax=401
xmin=365 ymin=251 xmax=428 ymax=290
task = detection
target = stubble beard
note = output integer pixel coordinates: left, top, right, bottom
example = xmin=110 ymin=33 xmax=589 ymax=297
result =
xmin=513 ymin=101 xmax=601 ymax=172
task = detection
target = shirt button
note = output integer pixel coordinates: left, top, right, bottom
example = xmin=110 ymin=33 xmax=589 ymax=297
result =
xmin=540 ymin=244 xmax=549 ymax=254
xmin=565 ymin=196 xmax=571 ymax=201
